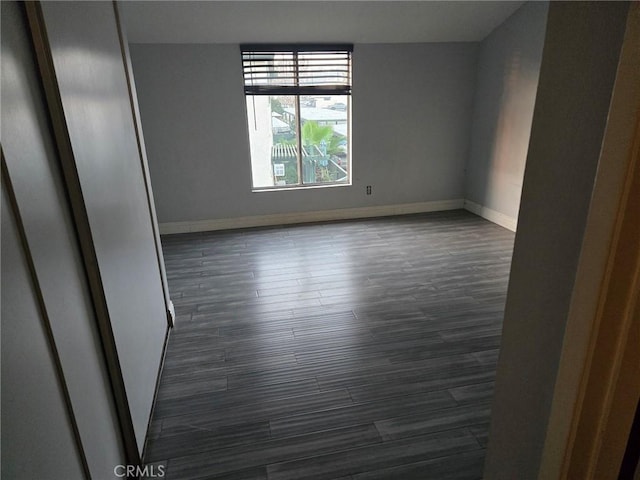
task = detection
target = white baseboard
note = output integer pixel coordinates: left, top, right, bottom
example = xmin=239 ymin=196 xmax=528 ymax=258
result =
xmin=159 ymin=199 xmax=465 ymax=234
xmin=463 ymin=199 xmax=517 ymax=232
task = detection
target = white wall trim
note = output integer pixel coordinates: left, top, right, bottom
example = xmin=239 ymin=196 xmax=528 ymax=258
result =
xmin=463 ymin=199 xmax=517 ymax=231
xmin=159 ymin=199 xmax=464 ymax=234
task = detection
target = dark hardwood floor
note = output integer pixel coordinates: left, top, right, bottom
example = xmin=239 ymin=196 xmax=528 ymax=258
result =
xmin=145 ymin=210 xmax=514 ymax=480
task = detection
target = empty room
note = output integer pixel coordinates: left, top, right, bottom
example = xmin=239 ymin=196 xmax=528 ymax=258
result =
xmin=126 ymin=2 xmax=542 ymax=478
xmin=2 ymin=1 xmax=638 ymax=480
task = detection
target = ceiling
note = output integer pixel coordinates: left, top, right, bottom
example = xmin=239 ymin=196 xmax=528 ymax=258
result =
xmin=121 ymin=1 xmax=525 ymax=44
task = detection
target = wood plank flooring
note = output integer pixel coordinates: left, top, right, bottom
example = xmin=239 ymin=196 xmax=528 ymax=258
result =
xmin=145 ymin=210 xmax=514 ymax=480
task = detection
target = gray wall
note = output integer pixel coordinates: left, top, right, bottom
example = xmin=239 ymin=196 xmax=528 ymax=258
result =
xmin=129 ymin=42 xmax=478 ymax=224
xmin=465 ymin=1 xmax=548 ymax=223
xmin=484 ymin=2 xmax=630 ymax=478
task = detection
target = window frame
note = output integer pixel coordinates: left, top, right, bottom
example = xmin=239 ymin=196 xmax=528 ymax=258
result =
xmin=241 ymin=44 xmax=353 ymax=191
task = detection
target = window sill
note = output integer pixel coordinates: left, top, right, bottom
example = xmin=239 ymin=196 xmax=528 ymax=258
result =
xmin=252 ymin=182 xmax=352 ymax=193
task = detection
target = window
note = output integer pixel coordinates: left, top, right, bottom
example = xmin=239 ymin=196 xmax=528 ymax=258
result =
xmin=241 ymin=44 xmax=353 ymax=189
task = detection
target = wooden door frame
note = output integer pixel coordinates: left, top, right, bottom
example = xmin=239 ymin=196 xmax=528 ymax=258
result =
xmin=539 ymin=3 xmax=640 ymax=478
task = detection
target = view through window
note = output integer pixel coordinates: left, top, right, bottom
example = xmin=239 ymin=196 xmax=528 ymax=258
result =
xmin=242 ymin=45 xmax=352 ymax=189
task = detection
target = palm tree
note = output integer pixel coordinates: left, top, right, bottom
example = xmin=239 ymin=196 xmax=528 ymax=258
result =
xmin=301 ymin=121 xmax=333 ymax=152
xmin=326 ymin=134 xmax=346 ymax=156
xmin=299 ymin=121 xmax=333 ymax=182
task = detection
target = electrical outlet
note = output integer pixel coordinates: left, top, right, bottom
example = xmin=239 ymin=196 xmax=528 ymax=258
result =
xmin=366 ymin=185 xmax=372 ymax=195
